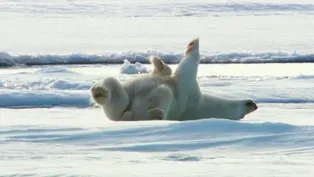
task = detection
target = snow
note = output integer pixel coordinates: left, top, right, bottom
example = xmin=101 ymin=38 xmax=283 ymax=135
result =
xmin=1 ymin=64 xmax=313 ymax=108
xmin=1 ymin=63 xmax=314 ymax=176
xmin=120 ymin=59 xmax=149 ymax=74
xmin=2 ymin=51 xmax=314 ymax=67
xmin=1 ymin=106 xmax=314 ymax=176
xmin=1 ymin=0 xmax=314 ymax=176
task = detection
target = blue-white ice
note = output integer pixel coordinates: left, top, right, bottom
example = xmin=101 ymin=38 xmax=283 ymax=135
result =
xmin=1 ymin=63 xmax=314 ymax=176
xmin=1 ymin=0 xmax=314 ymax=176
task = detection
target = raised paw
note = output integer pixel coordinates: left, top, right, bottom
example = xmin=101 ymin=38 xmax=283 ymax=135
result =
xmin=90 ymin=84 xmax=109 ymax=106
xmin=147 ymin=108 xmax=166 ymax=120
xmin=185 ymin=38 xmax=199 ymax=55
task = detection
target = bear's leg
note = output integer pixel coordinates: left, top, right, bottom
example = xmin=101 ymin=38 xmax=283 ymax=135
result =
xmin=91 ymin=77 xmax=130 ymax=121
xmin=116 ymin=111 xmax=133 ymax=121
xmin=147 ymin=85 xmax=173 ymax=120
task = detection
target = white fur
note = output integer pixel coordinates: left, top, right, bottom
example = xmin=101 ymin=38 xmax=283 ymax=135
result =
xmin=149 ymin=56 xmax=172 ymax=76
xmin=90 ymin=56 xmax=174 ymax=121
xmin=90 ymin=77 xmax=131 ymax=121
xmin=168 ymin=38 xmax=257 ymax=121
xmin=182 ymin=94 xmax=258 ymax=121
xmin=91 ymin=38 xmax=258 ymax=121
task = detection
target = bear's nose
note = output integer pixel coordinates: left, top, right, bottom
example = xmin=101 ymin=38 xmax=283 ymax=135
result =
xmin=246 ymin=100 xmax=258 ymax=110
xmin=253 ymin=102 xmax=258 ymax=110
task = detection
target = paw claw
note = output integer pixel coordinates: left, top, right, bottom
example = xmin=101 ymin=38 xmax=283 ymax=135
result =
xmin=148 ymin=108 xmax=166 ymax=120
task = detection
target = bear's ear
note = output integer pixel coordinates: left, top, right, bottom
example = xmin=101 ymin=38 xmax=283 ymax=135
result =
xmin=185 ymin=38 xmax=199 ymax=55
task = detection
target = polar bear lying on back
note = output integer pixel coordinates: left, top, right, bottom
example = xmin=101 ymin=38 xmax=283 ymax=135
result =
xmin=90 ymin=38 xmax=258 ymax=122
xmin=90 ymin=56 xmax=172 ymax=121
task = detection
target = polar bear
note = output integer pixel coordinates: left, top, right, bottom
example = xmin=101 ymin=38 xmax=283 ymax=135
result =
xmin=91 ymin=38 xmax=258 ymax=121
xmin=90 ymin=56 xmax=173 ymax=121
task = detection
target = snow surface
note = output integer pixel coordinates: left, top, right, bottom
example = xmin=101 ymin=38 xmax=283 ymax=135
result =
xmin=1 ymin=64 xmax=314 ymax=176
xmin=1 ymin=0 xmax=314 ymax=176
xmin=120 ymin=59 xmax=149 ymax=74
xmin=1 ymin=0 xmax=314 ymax=56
